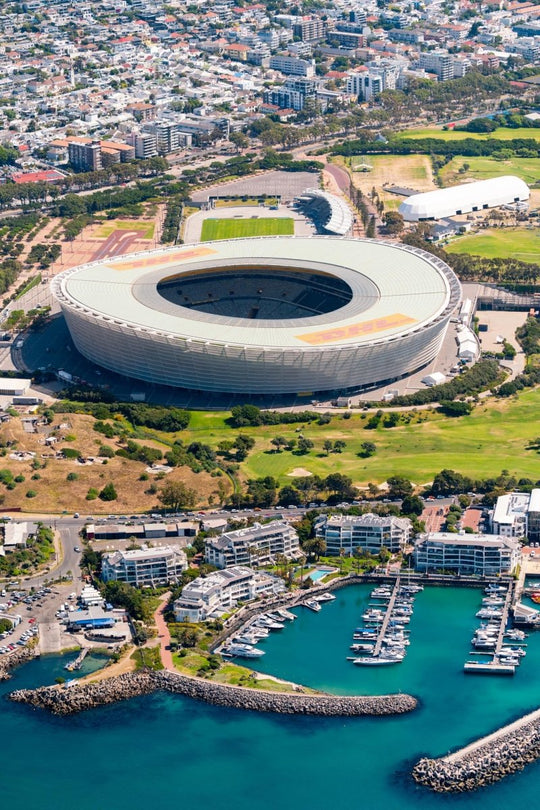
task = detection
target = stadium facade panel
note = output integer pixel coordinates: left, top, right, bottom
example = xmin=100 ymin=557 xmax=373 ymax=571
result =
xmin=52 ymin=237 xmax=461 ymax=394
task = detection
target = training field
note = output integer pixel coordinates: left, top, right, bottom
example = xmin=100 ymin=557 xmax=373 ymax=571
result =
xmin=446 ymin=227 xmax=540 ymax=261
xmin=200 ymin=217 xmax=294 ymax=241
xmin=440 ymin=156 xmax=540 ymax=187
xmin=341 ymin=154 xmax=435 ymax=211
xmin=398 ymin=127 xmax=540 ymax=142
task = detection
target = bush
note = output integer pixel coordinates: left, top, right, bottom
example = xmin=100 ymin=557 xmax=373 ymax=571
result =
xmin=25 ymin=489 xmax=37 ymax=498
xmin=66 ymin=472 xmax=79 ymax=481
xmin=86 ymin=487 xmax=99 ymax=500
xmin=99 ymin=482 xmax=117 ymax=501
xmin=62 ymin=447 xmax=80 ymax=459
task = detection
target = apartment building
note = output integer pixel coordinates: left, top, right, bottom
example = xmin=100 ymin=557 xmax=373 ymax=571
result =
xmin=315 ymin=513 xmax=411 ymax=555
xmin=293 ymin=17 xmax=325 ymax=42
xmin=68 ymin=140 xmax=102 ymax=171
xmin=101 ymin=546 xmax=188 ymax=587
xmin=269 ymin=54 xmax=315 ymax=77
xmin=173 ymin=566 xmax=285 ymax=622
xmin=204 ymin=521 xmax=301 ymax=569
xmin=491 ymin=489 xmax=540 ymax=542
xmin=414 ymin=532 xmax=520 ymax=576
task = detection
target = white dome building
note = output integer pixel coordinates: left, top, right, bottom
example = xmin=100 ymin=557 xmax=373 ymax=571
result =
xmin=399 ymin=176 xmax=530 ymax=222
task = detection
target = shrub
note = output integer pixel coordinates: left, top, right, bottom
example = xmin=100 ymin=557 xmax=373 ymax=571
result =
xmin=14 ymin=474 xmax=25 ymax=483
xmin=25 ymin=489 xmax=37 ymax=498
xmin=99 ymin=482 xmax=117 ymax=501
xmin=86 ymin=487 xmax=99 ymax=500
xmin=66 ymin=472 xmax=78 ymax=481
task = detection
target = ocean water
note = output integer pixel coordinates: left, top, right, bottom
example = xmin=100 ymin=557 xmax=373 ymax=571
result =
xmin=4 ymin=585 xmax=540 ymax=810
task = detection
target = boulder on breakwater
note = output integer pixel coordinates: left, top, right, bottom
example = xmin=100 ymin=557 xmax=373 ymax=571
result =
xmin=0 ymin=645 xmax=38 ymax=681
xmin=412 ymin=713 xmax=540 ymax=792
xmin=9 ymin=668 xmax=418 ymax=718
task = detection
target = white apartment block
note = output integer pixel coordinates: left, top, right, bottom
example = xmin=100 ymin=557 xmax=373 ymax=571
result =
xmin=491 ymin=493 xmax=529 ymax=539
xmin=315 ymin=513 xmax=411 ymax=556
xmin=101 ymin=546 xmax=188 ymax=587
xmin=173 ymin=566 xmax=285 ymax=622
xmin=414 ymin=532 xmax=520 ymax=576
xmin=204 ymin=521 xmax=301 ymax=569
xmin=269 ymin=54 xmax=315 ymax=76
xmin=491 ymin=489 xmax=540 ymax=542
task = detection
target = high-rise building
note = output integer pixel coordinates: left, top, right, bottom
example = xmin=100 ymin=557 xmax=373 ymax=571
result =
xmin=68 ymin=140 xmax=102 ymax=172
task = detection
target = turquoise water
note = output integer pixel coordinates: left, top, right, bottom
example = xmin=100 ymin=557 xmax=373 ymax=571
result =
xmin=4 ymin=586 xmax=540 ymax=810
xmin=308 ymin=569 xmax=332 ymax=582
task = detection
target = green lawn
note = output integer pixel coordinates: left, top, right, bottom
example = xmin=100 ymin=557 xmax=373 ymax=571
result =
xmin=96 ymin=220 xmax=155 ymax=239
xmin=446 ymin=227 xmax=540 ymax=261
xmin=174 ymin=388 xmax=540 ymax=486
xmin=397 ymin=127 xmax=540 ymax=142
xmin=200 ymin=217 xmax=294 ymax=241
xmin=440 ymin=156 xmax=540 ymax=187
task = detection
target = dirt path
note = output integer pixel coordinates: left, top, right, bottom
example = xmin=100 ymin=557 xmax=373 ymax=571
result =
xmin=154 ymin=592 xmax=174 ymax=670
xmin=79 ymin=645 xmax=137 ymax=683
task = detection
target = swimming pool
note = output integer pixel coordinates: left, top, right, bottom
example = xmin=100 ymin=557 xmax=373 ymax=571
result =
xmin=308 ymin=568 xmax=334 ymax=582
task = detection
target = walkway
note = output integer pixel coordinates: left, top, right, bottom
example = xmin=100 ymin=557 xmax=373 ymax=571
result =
xmin=153 ymin=592 xmax=174 ymax=670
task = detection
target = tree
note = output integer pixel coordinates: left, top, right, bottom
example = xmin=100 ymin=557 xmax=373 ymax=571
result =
xmin=401 ymin=494 xmax=424 ymax=516
xmin=359 ymin=441 xmax=376 ymax=458
xmin=384 ymin=210 xmax=404 ymax=235
xmin=297 ymin=437 xmax=314 ymax=455
xmin=278 ymin=485 xmax=302 ymax=506
xmin=333 ymin=440 xmax=346 ymax=453
xmin=323 ymin=439 xmax=333 ymax=456
xmin=158 ymin=480 xmax=197 ymax=511
xmin=271 ymin=436 xmax=287 ymax=452
xmin=303 ymin=537 xmax=326 ymax=560
xmin=230 ymin=131 xmax=248 ymax=152
xmin=99 ymin=482 xmax=117 ymax=501
xmin=386 ymin=475 xmax=413 ymax=499
xmin=233 ymin=434 xmax=255 ymax=460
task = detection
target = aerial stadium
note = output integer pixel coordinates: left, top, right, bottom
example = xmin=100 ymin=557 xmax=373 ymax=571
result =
xmin=51 ymin=237 xmax=461 ymax=395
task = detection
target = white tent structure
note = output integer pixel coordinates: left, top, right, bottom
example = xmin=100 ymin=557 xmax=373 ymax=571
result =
xmin=399 ymin=176 xmax=530 ymax=222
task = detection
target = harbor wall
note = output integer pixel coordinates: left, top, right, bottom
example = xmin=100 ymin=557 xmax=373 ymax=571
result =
xmin=412 ymin=707 xmax=540 ymax=792
xmin=9 ymin=668 xmax=418 ymax=717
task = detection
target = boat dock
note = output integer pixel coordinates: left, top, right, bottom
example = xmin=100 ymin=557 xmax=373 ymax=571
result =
xmin=492 ymin=583 xmax=514 ymax=665
xmin=372 ymin=577 xmax=401 ymax=657
xmin=465 ymin=583 xmax=522 ymax=675
xmin=65 ymin=647 xmax=89 ymax=672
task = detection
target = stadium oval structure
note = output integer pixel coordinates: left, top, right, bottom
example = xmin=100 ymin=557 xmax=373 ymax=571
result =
xmin=399 ymin=175 xmax=530 ymax=222
xmin=295 ymin=188 xmax=354 ymax=235
xmin=52 ymin=236 xmax=461 ymax=395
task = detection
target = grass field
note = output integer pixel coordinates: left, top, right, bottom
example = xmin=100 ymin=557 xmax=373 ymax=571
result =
xmin=397 ymin=127 xmax=540 ymax=141
xmin=440 ymin=155 xmax=540 ymax=187
xmin=335 ymin=154 xmax=435 ymax=211
xmin=200 ymin=217 xmax=294 ymax=241
xmin=172 ymin=388 xmax=540 ymax=487
xmin=95 ymin=220 xmax=155 ymax=239
xmin=446 ymin=227 xmax=540 ymax=261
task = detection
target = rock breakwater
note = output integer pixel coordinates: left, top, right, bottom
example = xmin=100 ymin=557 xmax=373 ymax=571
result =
xmin=413 ymin=709 xmax=540 ymax=792
xmin=9 ymin=668 xmax=417 ymax=718
xmin=0 ymin=645 xmax=38 ymax=681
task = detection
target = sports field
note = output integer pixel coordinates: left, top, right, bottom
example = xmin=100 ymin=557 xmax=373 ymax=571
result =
xmin=95 ymin=220 xmax=155 ymax=239
xmin=200 ymin=217 xmax=294 ymax=241
xmin=397 ymin=127 xmax=540 ymax=142
xmin=446 ymin=227 xmax=540 ymax=261
xmin=440 ymin=155 xmax=540 ymax=187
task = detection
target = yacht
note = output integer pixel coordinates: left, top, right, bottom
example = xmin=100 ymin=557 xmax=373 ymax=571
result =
xmin=275 ymin=608 xmax=296 ymax=621
xmin=305 ymin=599 xmax=322 ymax=612
xmin=350 ymin=643 xmax=375 ymax=653
xmin=506 ymin=629 xmax=526 ymax=641
xmin=225 ymin=643 xmax=265 ymax=658
xmin=254 ymin=616 xmax=285 ymax=630
xmin=353 ymin=653 xmax=404 ymax=666
xmin=313 ymin=592 xmax=336 ymax=602
xmin=500 ymin=646 xmax=526 ymax=657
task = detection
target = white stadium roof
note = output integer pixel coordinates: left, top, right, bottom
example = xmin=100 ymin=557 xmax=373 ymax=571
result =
xmin=55 ymin=237 xmax=451 ymax=349
xmin=399 ymin=176 xmax=530 ymax=222
xmin=297 ymin=188 xmax=353 ymax=235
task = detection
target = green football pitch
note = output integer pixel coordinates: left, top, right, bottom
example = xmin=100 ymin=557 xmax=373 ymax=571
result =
xmin=200 ymin=217 xmax=294 ymax=241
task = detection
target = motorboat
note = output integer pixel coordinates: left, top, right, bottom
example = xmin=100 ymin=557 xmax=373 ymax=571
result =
xmin=305 ymin=600 xmax=322 ymax=612
xmin=313 ymin=592 xmax=336 ymax=602
xmin=506 ymin=629 xmax=526 ymax=641
xmin=275 ymin=608 xmax=296 ymax=621
xmin=350 ymin=643 xmax=375 ymax=653
xmin=352 ymin=655 xmax=403 ymax=666
xmin=500 ymin=646 xmax=526 ymax=657
xmin=224 ymin=643 xmax=265 ymax=658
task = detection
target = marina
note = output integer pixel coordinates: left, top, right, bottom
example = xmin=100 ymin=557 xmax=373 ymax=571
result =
xmin=465 ymin=583 xmax=527 ymax=675
xmin=347 ymin=578 xmax=421 ymax=666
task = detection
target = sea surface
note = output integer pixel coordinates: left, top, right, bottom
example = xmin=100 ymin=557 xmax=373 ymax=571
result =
xmin=4 ymin=585 xmax=540 ymax=810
